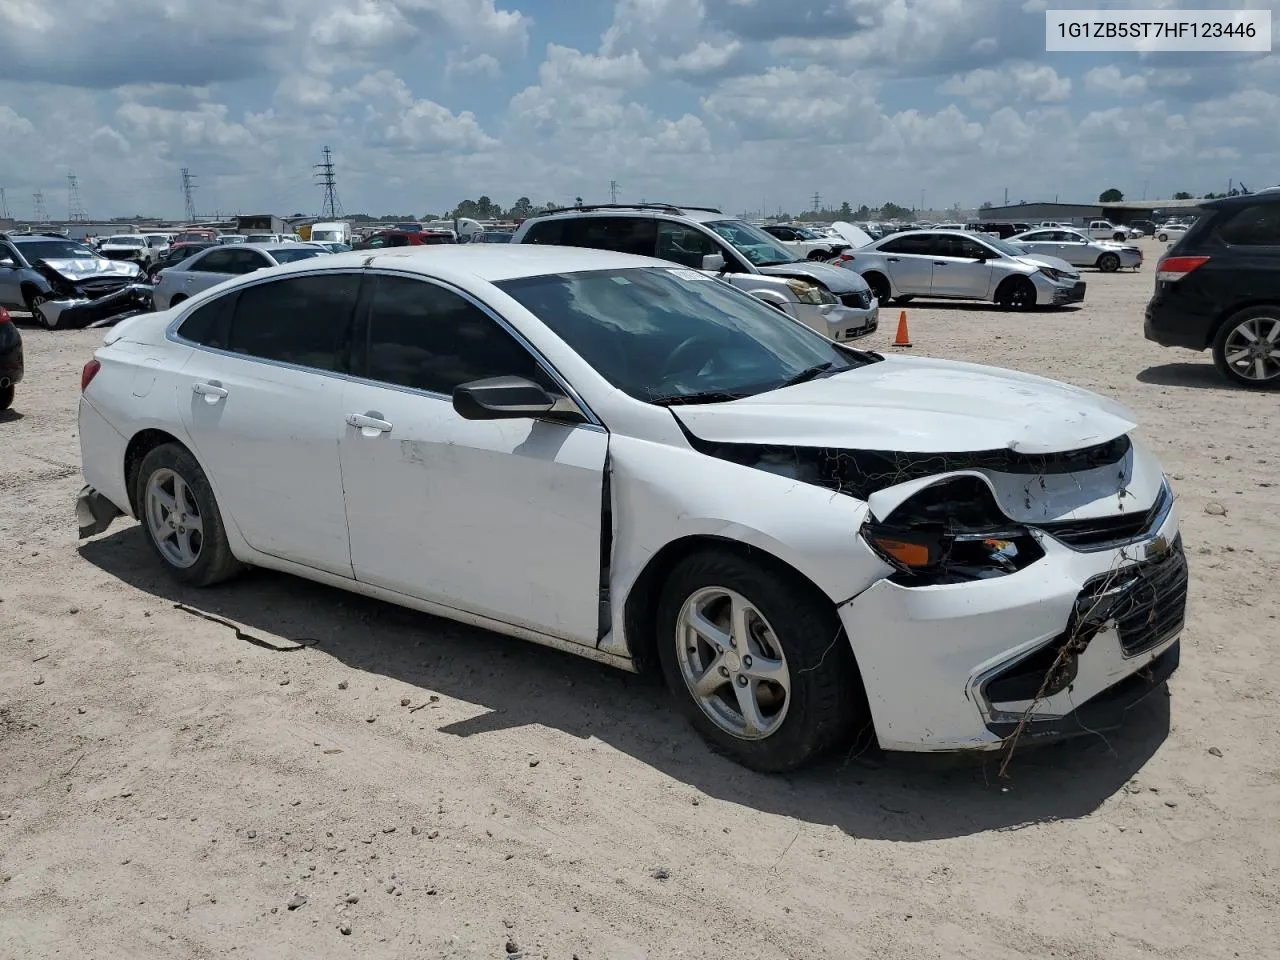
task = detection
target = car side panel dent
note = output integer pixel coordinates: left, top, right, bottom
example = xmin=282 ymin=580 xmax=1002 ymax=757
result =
xmin=601 ymin=433 xmax=889 ymax=659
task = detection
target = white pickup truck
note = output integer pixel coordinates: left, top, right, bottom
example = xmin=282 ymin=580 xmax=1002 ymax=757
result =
xmin=1086 ymin=219 xmax=1142 ymax=241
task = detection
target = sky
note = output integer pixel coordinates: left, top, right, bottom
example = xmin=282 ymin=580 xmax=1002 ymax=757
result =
xmin=1 ymin=0 xmax=1277 ymax=220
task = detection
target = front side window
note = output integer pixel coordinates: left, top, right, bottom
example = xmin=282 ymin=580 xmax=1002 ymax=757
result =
xmin=498 ymin=267 xmax=874 ymax=404
xmin=360 ymin=274 xmax=552 ymax=395
xmin=656 ymin=222 xmax=723 ymax=269
xmin=226 ymin=273 xmax=360 ymax=372
xmin=704 ymin=220 xmax=797 ymax=267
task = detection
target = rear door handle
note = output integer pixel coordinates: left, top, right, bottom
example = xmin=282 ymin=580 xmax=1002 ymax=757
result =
xmin=933 ymin=261 xmax=947 ymax=266
xmin=886 ymin=257 xmax=900 ymax=262
xmin=192 ymin=381 xmax=228 ymax=403
xmin=346 ymin=412 xmax=393 ymax=436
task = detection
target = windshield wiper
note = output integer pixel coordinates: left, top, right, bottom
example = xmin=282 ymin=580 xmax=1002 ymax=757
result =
xmin=648 ymin=389 xmax=751 ymax=406
xmin=775 ymin=362 xmax=843 ymax=389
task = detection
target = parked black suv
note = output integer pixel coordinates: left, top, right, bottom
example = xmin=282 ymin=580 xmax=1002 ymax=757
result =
xmin=1144 ymin=191 xmax=1280 ymax=388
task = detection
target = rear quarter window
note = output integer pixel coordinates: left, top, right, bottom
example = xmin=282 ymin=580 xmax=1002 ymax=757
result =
xmin=523 ymin=220 xmax=564 ymax=244
xmin=1215 ymin=205 xmax=1280 ymax=246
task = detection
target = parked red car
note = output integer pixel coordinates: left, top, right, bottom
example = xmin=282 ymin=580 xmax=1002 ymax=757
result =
xmin=353 ymin=230 xmax=456 ymax=249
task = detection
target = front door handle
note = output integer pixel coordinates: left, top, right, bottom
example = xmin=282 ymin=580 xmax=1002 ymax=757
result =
xmin=346 ymin=412 xmax=393 ymax=436
xmin=192 ymin=381 xmax=228 ymax=404
xmin=886 ymin=257 xmax=900 ymax=262
xmin=933 ymin=261 xmax=948 ymax=266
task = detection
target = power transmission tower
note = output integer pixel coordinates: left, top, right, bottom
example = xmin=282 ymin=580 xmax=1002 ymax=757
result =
xmin=180 ymin=168 xmax=199 ymax=222
xmin=0 ymin=188 xmax=9 ymax=220
xmin=811 ymin=191 xmax=821 ymax=212
xmin=67 ymin=171 xmax=87 ymax=221
xmin=314 ymin=145 xmax=343 ymax=219
xmin=609 ymin=180 xmax=620 ymax=204
xmin=33 ymin=191 xmax=49 ymax=221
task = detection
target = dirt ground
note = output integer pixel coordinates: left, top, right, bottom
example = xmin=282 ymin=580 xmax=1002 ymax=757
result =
xmin=2 ymin=239 xmax=1278 ymax=960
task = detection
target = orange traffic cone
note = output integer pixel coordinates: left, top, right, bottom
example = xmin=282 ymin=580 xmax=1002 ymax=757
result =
xmin=893 ymin=310 xmax=912 ymax=347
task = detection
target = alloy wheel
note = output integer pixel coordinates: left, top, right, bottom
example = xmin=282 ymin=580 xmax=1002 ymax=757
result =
xmin=1221 ymin=315 xmax=1280 ymax=383
xmin=674 ymin=587 xmax=791 ymax=740
xmin=28 ymin=294 xmax=50 ymax=328
xmin=144 ymin=467 xmax=205 ymax=568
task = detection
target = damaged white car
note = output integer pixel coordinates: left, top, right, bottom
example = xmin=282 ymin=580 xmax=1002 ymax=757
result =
xmin=75 ymin=247 xmax=1185 ymax=771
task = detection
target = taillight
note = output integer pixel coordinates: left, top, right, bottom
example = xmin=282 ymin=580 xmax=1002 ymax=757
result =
xmin=1156 ymin=255 xmax=1209 ymax=283
xmin=835 ymin=253 xmax=855 ymax=264
xmin=0 ymin=306 xmax=10 ymax=325
xmin=81 ymin=358 xmax=101 ymax=392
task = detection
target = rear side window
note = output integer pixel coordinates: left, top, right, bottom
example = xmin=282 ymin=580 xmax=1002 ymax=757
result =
xmin=189 ymin=249 xmax=238 ymax=273
xmin=880 ymin=234 xmax=937 ymax=255
xmin=226 ymin=273 xmax=360 ymax=372
xmin=523 ymin=220 xmax=564 ymax=244
xmin=360 ymin=274 xmax=553 ymax=395
xmin=1216 ymin=205 xmax=1280 ymax=245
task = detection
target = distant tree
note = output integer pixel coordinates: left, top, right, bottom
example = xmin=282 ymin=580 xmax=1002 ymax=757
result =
xmin=838 ymin=201 xmax=853 ymax=217
xmin=1099 ymin=188 xmax=1124 ymax=202
xmin=508 ymin=196 xmax=534 ymax=220
xmin=979 ymin=200 xmax=993 ymax=211
xmin=1173 ymin=191 xmax=1193 ymax=200
xmin=880 ymin=201 xmax=912 ymax=220
xmin=854 ymin=204 xmax=871 ymax=220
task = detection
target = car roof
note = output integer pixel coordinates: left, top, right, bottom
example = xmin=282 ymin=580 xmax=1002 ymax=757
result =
xmin=11 ymin=234 xmax=82 ymax=243
xmin=1202 ymin=190 xmax=1280 ymax=210
xmin=526 ymin=205 xmax=727 ymax=225
xmin=241 ymin=244 xmax=667 ymax=282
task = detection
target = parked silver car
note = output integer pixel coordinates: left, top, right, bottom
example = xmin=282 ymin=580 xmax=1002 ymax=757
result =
xmin=837 ymin=230 xmax=1085 ymax=308
xmin=151 ymin=244 xmax=329 ymax=310
xmin=1007 ymin=229 xmax=1143 ymax=272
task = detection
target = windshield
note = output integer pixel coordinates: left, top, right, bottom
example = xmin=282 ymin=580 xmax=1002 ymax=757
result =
xmin=107 ymin=236 xmax=144 ymax=246
xmin=705 ymin=220 xmax=798 ymax=267
xmin=269 ymin=248 xmax=326 ymax=264
xmin=497 ymin=267 xmax=872 ymax=404
xmin=16 ymin=239 xmax=98 ymax=261
xmin=311 ymin=230 xmax=341 ymax=242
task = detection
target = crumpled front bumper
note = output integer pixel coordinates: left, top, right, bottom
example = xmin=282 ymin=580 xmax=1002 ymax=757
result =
xmin=38 ymin=284 xmax=153 ymax=330
xmin=840 ymin=498 xmax=1183 ymax=753
xmin=799 ymin=299 xmax=879 ymax=342
xmin=76 ymin=484 xmax=124 ymax=538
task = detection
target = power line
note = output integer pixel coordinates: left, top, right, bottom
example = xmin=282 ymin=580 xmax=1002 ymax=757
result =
xmin=609 ymin=179 xmax=620 ymax=204
xmin=314 ymin=145 xmax=343 ymax=219
xmin=180 ymin=168 xmax=198 ymax=222
xmin=67 ymin=171 xmax=87 ymax=221
xmin=0 ymin=188 xmax=9 ymax=220
xmin=33 ymin=191 xmax=49 ymax=221
xmin=811 ymin=191 xmax=821 ymax=212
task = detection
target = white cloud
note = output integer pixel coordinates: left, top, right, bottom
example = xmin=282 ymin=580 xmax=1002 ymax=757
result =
xmin=940 ymin=62 xmax=1072 ymax=109
xmin=1083 ymin=66 xmax=1148 ymax=98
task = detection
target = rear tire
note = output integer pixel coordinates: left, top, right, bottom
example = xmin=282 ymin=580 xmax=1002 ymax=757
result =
xmin=135 ymin=443 xmax=243 ymax=586
xmin=864 ymin=272 xmax=891 ymax=306
xmin=1211 ymin=306 xmax=1280 ymax=389
xmin=994 ymin=275 xmax=1036 ymax=310
xmin=655 ymin=548 xmax=867 ymax=772
xmin=0 ymin=384 xmax=13 ymax=411
xmin=892 ymin=295 xmax=915 ymax=305
xmin=1158 ymin=233 xmax=1169 ymax=242
xmin=169 ymin=294 xmax=187 ymax=307
xmin=1097 ymin=252 xmax=1120 ymax=273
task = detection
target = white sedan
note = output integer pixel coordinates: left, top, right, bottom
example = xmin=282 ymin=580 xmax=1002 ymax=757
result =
xmin=75 ymin=246 xmax=1185 ymax=770
xmin=1156 ymin=223 xmax=1191 ymax=242
xmin=1008 ymin=229 xmax=1143 ymax=272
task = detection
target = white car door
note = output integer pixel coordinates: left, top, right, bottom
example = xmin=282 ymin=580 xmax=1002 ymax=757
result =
xmin=1054 ymin=231 xmax=1093 ymax=265
xmin=929 ymin=234 xmax=995 ymax=299
xmin=338 ymin=271 xmax=608 ymax=646
xmin=875 ymin=234 xmax=935 ymax=294
xmin=174 ymin=271 xmax=361 ymax=578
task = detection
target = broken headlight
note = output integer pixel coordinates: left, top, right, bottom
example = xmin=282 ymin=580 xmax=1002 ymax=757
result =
xmin=785 ymin=279 xmax=838 ymax=305
xmin=860 ymin=475 xmax=1045 ymax=585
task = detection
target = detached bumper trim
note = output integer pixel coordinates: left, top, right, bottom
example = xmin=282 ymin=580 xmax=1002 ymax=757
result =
xmin=76 ymin=484 xmax=123 ymax=539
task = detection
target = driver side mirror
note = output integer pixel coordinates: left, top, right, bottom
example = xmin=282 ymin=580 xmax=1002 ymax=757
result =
xmin=701 ymin=253 xmax=726 ymax=271
xmin=453 ymin=376 xmax=586 ymax=423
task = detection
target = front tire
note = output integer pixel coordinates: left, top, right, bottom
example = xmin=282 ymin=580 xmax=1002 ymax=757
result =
xmin=26 ymin=292 xmax=51 ymax=329
xmin=655 ymin=549 xmax=866 ymax=772
xmin=864 ymin=272 xmax=891 ymax=307
xmin=1097 ymin=252 xmax=1120 ymax=272
xmin=135 ymin=443 xmax=242 ymax=586
xmin=994 ymin=275 xmax=1036 ymax=310
xmin=1158 ymin=233 xmax=1169 ymax=242
xmin=1211 ymin=307 xmax=1280 ymax=389
xmin=0 ymin=384 xmax=13 ymax=411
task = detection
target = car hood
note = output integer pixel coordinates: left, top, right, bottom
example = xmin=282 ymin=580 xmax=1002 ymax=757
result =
xmin=1012 ymin=252 xmax=1077 ymax=274
xmin=34 ymin=258 xmax=140 ymax=281
xmin=672 ymin=354 xmax=1136 ymax=455
xmin=830 ymin=221 xmax=874 ymax=248
xmin=756 ymin=259 xmax=870 ymax=293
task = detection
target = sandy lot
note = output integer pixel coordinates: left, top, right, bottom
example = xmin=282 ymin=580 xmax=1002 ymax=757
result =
xmin=2 ymin=240 xmax=1278 ymax=960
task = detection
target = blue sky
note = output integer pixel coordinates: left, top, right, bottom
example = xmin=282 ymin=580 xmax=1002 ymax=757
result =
xmin=1 ymin=0 xmax=1276 ymax=220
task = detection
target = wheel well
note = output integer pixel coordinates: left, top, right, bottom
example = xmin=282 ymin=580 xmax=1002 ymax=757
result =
xmin=1209 ymin=300 xmax=1280 ymax=344
xmin=995 ymin=273 xmax=1033 ymax=295
xmin=20 ymin=282 xmax=44 ymax=305
xmin=169 ymin=294 xmax=187 ymax=305
xmin=1096 ymin=251 xmax=1118 ymax=265
xmin=863 ymin=271 xmax=890 ymax=298
xmin=123 ymin=429 xmax=187 ymax=514
xmin=621 ymin=535 xmax=843 ymax=677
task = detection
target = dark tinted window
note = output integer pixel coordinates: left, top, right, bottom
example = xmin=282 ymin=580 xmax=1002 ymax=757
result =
xmin=226 ymin=273 xmax=360 ymax=371
xmin=563 ymin=217 xmax=656 ymax=257
xmin=189 ymin=248 xmax=240 ymax=273
xmin=937 ymin=235 xmax=992 ymax=259
xmin=880 ymin=234 xmax=937 ymax=255
xmin=269 ymin=247 xmax=326 ymax=264
xmin=177 ymin=292 xmax=236 ymax=348
xmin=523 ymin=220 xmax=564 ymax=244
xmin=656 ymin=222 xmax=722 ymax=268
xmin=1216 ymin=205 xmax=1280 ymax=245
xmin=362 ymin=274 xmax=551 ymax=395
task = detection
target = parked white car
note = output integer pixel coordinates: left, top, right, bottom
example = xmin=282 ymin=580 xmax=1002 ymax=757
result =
xmin=1156 ymin=223 xmax=1191 ymax=242
xmin=1086 ymin=220 xmax=1142 ymax=242
xmin=760 ymin=224 xmax=848 ymax=261
xmin=1008 ymin=229 xmax=1143 ymax=272
xmin=76 ymin=246 xmax=1185 ymax=770
xmin=837 ymin=230 xmax=1085 ymax=307
xmin=98 ymin=235 xmax=155 ymax=268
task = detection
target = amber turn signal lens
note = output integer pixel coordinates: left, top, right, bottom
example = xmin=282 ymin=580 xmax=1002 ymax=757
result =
xmin=868 ymin=536 xmax=932 ymax=568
